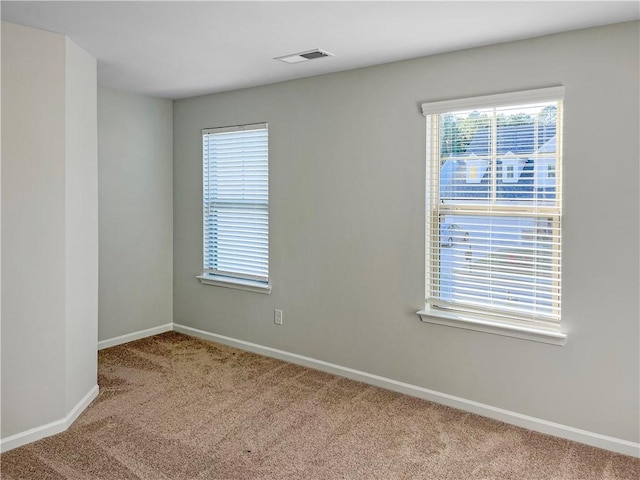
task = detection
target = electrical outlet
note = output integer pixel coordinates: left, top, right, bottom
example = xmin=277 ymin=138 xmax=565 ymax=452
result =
xmin=274 ymin=309 xmax=283 ymax=325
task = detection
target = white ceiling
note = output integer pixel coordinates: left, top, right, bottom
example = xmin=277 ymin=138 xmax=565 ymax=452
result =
xmin=2 ymin=1 xmax=639 ymax=99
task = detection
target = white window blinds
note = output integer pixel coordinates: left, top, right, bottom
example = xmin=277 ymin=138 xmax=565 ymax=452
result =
xmin=202 ymin=123 xmax=269 ymax=284
xmin=422 ymin=88 xmax=563 ymax=330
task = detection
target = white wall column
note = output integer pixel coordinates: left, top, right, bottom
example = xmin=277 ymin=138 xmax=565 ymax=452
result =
xmin=1 ymin=22 xmax=98 ymax=449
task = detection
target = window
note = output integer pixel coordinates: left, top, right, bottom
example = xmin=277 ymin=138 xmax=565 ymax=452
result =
xmin=419 ymin=88 xmax=565 ymax=344
xmin=505 ymin=165 xmax=514 ymax=177
xmin=198 ymin=123 xmax=270 ymax=293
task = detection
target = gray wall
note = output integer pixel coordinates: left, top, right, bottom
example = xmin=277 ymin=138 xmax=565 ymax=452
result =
xmin=2 ymin=21 xmax=66 ymax=436
xmin=64 ymin=37 xmax=98 ymax=412
xmin=98 ymin=88 xmax=173 ymax=342
xmin=1 ymin=22 xmax=98 ymax=438
xmin=174 ymin=22 xmax=639 ymax=443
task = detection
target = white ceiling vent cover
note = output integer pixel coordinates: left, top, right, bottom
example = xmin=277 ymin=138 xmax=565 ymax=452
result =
xmin=275 ymin=49 xmax=334 ymax=64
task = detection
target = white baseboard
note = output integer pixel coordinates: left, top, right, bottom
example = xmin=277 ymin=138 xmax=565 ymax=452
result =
xmin=0 ymin=384 xmax=99 ymax=453
xmin=7 ymin=323 xmax=635 ymax=458
xmin=98 ymin=323 xmax=173 ymax=350
xmin=173 ymin=323 xmax=640 ymax=458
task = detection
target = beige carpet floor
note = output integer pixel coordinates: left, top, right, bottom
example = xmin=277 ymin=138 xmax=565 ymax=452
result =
xmin=1 ymin=331 xmax=638 ymax=479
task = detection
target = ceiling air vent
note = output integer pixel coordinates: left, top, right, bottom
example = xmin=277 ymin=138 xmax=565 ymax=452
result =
xmin=275 ymin=49 xmax=334 ymax=64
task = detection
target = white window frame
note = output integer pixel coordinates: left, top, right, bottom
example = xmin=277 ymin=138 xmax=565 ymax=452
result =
xmin=417 ymin=87 xmax=566 ymax=345
xmin=197 ymin=123 xmax=271 ymax=294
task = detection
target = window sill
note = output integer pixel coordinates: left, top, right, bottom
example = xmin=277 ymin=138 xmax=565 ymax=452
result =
xmin=197 ymin=275 xmax=272 ymax=294
xmin=417 ymin=308 xmax=566 ymax=346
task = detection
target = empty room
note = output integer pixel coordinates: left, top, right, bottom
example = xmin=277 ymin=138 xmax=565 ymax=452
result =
xmin=1 ymin=1 xmax=639 ymax=478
